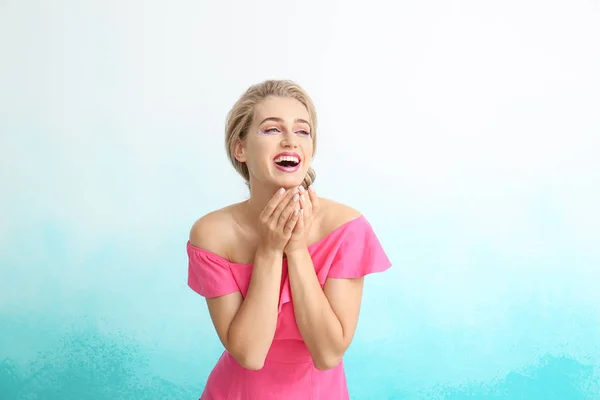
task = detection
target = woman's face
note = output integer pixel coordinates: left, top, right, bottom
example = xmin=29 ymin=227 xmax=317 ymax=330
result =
xmin=236 ymin=96 xmax=314 ymax=190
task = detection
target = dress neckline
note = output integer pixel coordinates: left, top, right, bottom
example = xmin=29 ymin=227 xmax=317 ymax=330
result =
xmin=187 ymin=214 xmax=364 ymax=267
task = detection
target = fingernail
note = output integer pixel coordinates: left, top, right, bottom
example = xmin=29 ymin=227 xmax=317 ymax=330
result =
xmin=293 ymin=194 xmax=299 ymax=201
xmin=309 ymin=185 xmax=315 ymax=193
xmin=298 ymin=186 xmax=305 ymax=193
xmin=278 ymin=188 xmax=285 ymax=195
xmin=293 ymin=209 xmax=298 ymax=216
xmin=300 ymin=194 xmax=305 ymax=201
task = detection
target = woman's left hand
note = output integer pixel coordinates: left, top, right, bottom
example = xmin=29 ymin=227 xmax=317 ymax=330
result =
xmin=284 ymin=185 xmax=318 ymax=255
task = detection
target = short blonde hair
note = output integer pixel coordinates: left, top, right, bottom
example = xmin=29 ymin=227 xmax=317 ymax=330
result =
xmin=225 ymin=80 xmax=317 ymax=189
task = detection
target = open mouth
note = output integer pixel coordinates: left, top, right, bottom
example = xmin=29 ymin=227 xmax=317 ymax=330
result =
xmin=275 ymin=157 xmax=299 ymax=168
xmin=273 ymin=153 xmax=301 ymax=171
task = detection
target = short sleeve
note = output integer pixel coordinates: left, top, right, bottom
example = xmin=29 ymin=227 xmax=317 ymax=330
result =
xmin=187 ymin=242 xmax=240 ymax=298
xmin=327 ymin=217 xmax=392 ymax=278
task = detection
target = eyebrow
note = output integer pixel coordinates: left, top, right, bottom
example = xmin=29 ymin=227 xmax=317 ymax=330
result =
xmin=259 ymin=117 xmax=311 ymax=126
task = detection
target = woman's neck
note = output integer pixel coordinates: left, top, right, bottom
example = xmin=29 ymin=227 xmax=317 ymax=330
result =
xmin=241 ymin=181 xmax=285 ymax=228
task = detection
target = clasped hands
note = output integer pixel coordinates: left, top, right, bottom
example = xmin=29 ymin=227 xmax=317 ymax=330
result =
xmin=258 ymin=185 xmax=319 ymax=256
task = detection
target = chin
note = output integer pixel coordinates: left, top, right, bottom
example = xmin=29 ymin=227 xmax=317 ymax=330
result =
xmin=279 ymin=180 xmax=304 ymax=190
xmin=272 ymin=174 xmax=305 ymax=189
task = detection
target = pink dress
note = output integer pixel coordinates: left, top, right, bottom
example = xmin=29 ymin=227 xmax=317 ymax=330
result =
xmin=187 ymin=215 xmax=392 ymax=400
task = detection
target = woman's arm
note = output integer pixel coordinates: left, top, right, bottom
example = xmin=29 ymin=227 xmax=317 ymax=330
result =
xmin=205 ymin=245 xmax=283 ymax=370
xmin=192 ymin=188 xmax=301 ymax=370
xmin=287 ymin=247 xmax=364 ymax=370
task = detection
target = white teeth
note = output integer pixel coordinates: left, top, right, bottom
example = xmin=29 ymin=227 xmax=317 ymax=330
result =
xmin=274 ymin=155 xmax=299 ymax=163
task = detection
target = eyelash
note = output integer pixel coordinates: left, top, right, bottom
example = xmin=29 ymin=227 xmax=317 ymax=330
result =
xmin=262 ymin=128 xmax=310 ymax=136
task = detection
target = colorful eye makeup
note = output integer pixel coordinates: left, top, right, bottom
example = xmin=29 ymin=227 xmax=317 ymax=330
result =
xmin=258 ymin=128 xmax=311 ymax=136
xmin=258 ymin=128 xmax=281 ymax=135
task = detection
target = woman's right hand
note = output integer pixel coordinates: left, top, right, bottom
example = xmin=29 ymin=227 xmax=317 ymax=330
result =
xmin=258 ymin=187 xmax=301 ymax=253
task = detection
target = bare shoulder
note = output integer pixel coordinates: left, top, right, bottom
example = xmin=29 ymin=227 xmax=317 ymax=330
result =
xmin=189 ymin=204 xmax=238 ymax=254
xmin=316 ymin=197 xmax=363 ymax=234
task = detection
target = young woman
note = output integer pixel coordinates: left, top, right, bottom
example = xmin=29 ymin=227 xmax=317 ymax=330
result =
xmin=187 ymin=80 xmax=391 ymax=399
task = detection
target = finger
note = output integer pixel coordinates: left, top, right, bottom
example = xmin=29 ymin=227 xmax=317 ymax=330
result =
xmin=298 ymin=191 xmax=308 ymax=213
xmin=283 ymin=209 xmax=300 ymax=235
xmin=260 ymin=188 xmax=286 ymax=220
xmin=308 ymin=186 xmax=319 ymax=214
xmin=298 ymin=186 xmax=312 ymax=215
xmin=277 ymin=191 xmax=300 ymax=227
xmin=294 ymin=209 xmax=305 ymax=232
xmin=270 ymin=188 xmax=299 ymax=223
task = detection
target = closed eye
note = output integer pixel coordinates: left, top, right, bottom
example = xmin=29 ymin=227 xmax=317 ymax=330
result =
xmin=261 ymin=128 xmax=310 ymax=136
xmin=263 ymin=128 xmax=281 ymax=134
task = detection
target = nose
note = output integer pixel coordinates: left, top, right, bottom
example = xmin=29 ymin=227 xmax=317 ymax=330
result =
xmin=280 ymin=130 xmax=298 ymax=148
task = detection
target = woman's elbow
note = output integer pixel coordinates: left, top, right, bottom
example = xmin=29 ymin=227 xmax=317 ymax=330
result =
xmin=239 ymin=358 xmax=265 ymax=371
xmin=313 ymin=355 xmax=343 ymax=371
xmin=225 ymin=337 xmax=267 ymax=370
xmin=229 ymin=349 xmax=266 ymax=371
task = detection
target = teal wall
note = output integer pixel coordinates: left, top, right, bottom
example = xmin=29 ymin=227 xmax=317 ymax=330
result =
xmin=1 ymin=1 xmax=599 ymax=399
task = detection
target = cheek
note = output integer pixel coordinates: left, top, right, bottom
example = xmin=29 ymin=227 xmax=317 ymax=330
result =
xmin=245 ymin=138 xmax=274 ymax=165
xmin=303 ymin=140 xmax=315 ymax=159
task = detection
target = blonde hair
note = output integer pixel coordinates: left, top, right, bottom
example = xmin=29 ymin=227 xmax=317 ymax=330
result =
xmin=225 ymin=79 xmax=317 ymax=189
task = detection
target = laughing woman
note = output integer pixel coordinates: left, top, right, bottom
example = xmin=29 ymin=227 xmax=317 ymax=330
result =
xmin=187 ymin=80 xmax=392 ymax=400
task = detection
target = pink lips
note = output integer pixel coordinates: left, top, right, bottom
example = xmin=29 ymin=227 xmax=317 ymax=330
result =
xmin=273 ymin=152 xmax=301 ymax=173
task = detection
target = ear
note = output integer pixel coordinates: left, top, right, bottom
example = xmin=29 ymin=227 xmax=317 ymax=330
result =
xmin=234 ymin=139 xmax=247 ymax=163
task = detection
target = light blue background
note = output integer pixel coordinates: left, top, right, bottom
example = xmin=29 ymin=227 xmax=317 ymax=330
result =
xmin=1 ymin=0 xmax=599 ymax=399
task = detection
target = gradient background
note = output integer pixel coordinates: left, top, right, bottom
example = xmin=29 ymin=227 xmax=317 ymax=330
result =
xmin=1 ymin=1 xmax=599 ymax=399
